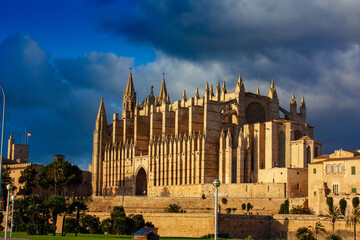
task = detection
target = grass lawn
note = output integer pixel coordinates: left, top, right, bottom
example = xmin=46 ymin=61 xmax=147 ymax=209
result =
xmin=0 ymin=232 xmax=200 ymax=240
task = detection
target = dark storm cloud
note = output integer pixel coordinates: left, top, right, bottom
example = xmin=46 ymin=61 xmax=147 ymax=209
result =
xmin=95 ymin=0 xmax=360 ymax=60
xmin=0 ymin=33 xmax=135 ymax=169
xmin=0 ymin=33 xmax=69 ymax=109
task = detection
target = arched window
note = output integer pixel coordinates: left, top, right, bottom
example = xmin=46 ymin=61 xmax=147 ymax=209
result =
xmin=333 ymin=164 xmax=338 ymax=173
xmin=278 ymin=131 xmax=286 ymax=167
xmin=232 ymin=158 xmax=237 ymax=183
xmin=306 ymin=146 xmax=311 ymax=164
xmin=338 ymin=163 xmax=344 ymax=173
xmin=326 ymin=164 xmax=332 ymax=173
xmin=245 ymin=102 xmax=266 ymax=124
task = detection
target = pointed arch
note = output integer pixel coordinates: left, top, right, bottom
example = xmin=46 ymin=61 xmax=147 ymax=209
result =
xmin=135 ymin=167 xmax=147 ymax=196
xmin=306 ymin=146 xmax=311 ymax=164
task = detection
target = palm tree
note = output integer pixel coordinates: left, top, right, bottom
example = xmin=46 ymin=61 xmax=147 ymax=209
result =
xmin=46 ymin=195 xmax=67 ymax=236
xmin=346 ymin=207 xmax=360 ymax=240
xmin=311 ymin=221 xmax=326 ymax=240
xmin=326 ymin=234 xmax=342 ymax=240
xmin=296 ymin=226 xmax=315 ymax=240
xmin=71 ymin=198 xmax=88 ymax=237
xmin=49 ymin=162 xmax=65 ymax=195
xmin=326 ymin=205 xmax=343 ymax=234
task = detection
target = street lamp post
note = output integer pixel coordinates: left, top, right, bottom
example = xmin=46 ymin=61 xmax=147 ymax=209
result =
xmin=5 ymin=183 xmax=13 ymax=240
xmin=213 ymin=179 xmax=221 ymax=240
xmin=10 ymin=195 xmax=16 ymax=238
xmin=0 ymin=83 xmax=6 ymax=205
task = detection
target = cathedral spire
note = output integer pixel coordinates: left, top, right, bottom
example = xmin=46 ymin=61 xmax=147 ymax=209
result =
xmin=182 ymin=90 xmax=187 ymax=102
xmin=300 ymin=95 xmax=306 ymax=108
xmin=235 ymin=74 xmax=245 ymax=93
xmin=124 ymin=69 xmax=135 ymax=100
xmin=123 ymin=68 xmax=137 ymax=115
xmin=210 ymin=84 xmax=214 ymax=96
xmin=195 ymin=87 xmax=200 ymax=99
xmin=291 ymin=92 xmax=297 ymax=104
xmin=156 ymin=73 xmax=170 ymax=105
xmin=222 ymin=81 xmax=227 ymax=93
xmin=268 ymin=79 xmax=278 ymax=100
xmin=96 ymin=97 xmax=107 ymax=129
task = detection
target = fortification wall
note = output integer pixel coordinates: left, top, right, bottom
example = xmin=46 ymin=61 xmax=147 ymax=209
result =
xmin=66 ymin=212 xmax=358 ymax=239
xmin=147 ymin=183 xmax=287 ymax=198
xmin=86 ymin=195 xmax=305 ymax=215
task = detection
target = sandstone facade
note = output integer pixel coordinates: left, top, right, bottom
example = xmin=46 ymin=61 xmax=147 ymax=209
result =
xmin=308 ymin=149 xmax=360 ymax=214
xmin=90 ymin=73 xmax=321 ymax=198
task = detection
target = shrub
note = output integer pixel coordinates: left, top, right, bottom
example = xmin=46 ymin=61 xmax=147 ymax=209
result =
xmin=284 ymin=200 xmax=290 ymax=214
xmin=247 ymin=203 xmax=253 ymax=212
xmin=290 ymin=205 xmax=312 ymax=214
xmin=221 ymin=198 xmax=228 ymax=204
xmin=165 ymin=203 xmax=182 ymax=213
xmin=101 ymin=218 xmax=113 ymax=234
xmin=80 ymin=214 xmax=102 ymax=234
xmin=0 ymin=212 xmax=3 ymax=231
xmin=242 ymin=203 xmax=246 ymax=210
xmin=129 ymin=214 xmax=146 ymax=232
xmin=326 ymin=197 xmax=333 ymax=211
xmin=64 ymin=217 xmax=77 ymax=233
xmin=352 ymin=197 xmax=359 ymax=208
xmin=225 ymin=208 xmax=232 ymax=214
xmin=113 ymin=216 xmax=135 ymax=235
xmin=111 ymin=206 xmax=126 ymax=219
xmin=339 ymin=199 xmax=347 ymax=215
xmin=201 ymin=194 xmax=206 ymax=200
xmin=326 ymin=234 xmax=342 ymax=240
xmin=279 ymin=204 xmax=285 ymax=214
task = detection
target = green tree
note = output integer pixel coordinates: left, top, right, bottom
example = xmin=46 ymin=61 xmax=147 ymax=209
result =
xmin=165 ymin=203 xmax=182 ymax=213
xmin=113 ymin=216 xmax=135 ymax=235
xmin=45 ymin=195 xmax=66 ymax=236
xmin=80 ymin=214 xmax=102 ymax=234
xmin=296 ymin=226 xmax=315 ymax=240
xmin=326 ymin=234 xmax=342 ymax=240
xmin=17 ymin=165 xmax=37 ymax=196
xmin=353 ymin=197 xmax=360 ymax=208
xmin=326 ymin=205 xmax=343 ymax=234
xmin=1 ymin=167 xmax=15 ymax=209
xmin=339 ymin=198 xmax=347 ymax=216
xmin=39 ymin=160 xmax=83 ymax=196
xmin=311 ymin=221 xmax=326 ymax=240
xmin=13 ymin=195 xmax=51 ymax=235
xmin=101 ymin=218 xmax=113 ymax=234
xmin=71 ymin=198 xmax=88 ymax=236
xmin=345 ymin=207 xmax=360 ymax=240
xmin=111 ymin=206 xmax=126 ymax=219
xmin=291 ymin=205 xmax=312 ymax=214
xmin=64 ymin=217 xmax=77 ymax=233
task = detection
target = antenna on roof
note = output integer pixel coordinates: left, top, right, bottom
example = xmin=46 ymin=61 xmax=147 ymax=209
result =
xmin=257 ymin=73 xmax=261 ymax=92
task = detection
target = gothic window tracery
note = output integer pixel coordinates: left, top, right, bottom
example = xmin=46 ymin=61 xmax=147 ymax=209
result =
xmin=245 ymin=102 xmax=266 ymax=124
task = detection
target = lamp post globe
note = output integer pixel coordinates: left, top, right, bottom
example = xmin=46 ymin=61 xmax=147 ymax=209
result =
xmin=4 ymin=183 xmax=13 ymax=240
xmin=213 ymin=179 xmax=221 ymax=188
xmin=6 ymin=184 xmax=13 ymax=191
xmin=213 ymin=179 xmax=221 ymax=240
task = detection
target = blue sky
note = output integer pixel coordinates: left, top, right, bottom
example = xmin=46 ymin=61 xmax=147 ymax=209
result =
xmin=0 ymin=0 xmax=359 ymax=170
